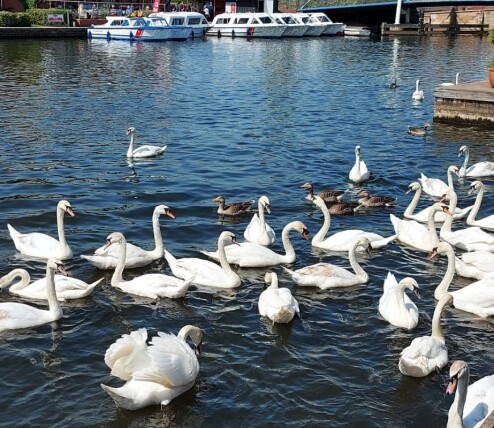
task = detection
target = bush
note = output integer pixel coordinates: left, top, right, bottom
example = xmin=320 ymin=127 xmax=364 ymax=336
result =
xmin=489 ymin=28 xmax=494 ymax=45
xmin=0 ymin=11 xmax=31 ymax=26
xmin=25 ymin=8 xmax=73 ymax=26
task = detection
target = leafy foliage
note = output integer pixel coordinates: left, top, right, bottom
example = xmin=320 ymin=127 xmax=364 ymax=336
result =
xmin=25 ymin=8 xmax=73 ymax=25
xmin=0 ymin=11 xmax=31 ymax=26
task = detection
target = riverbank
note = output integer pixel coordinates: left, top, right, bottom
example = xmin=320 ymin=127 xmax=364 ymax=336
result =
xmin=0 ymin=26 xmax=86 ymax=38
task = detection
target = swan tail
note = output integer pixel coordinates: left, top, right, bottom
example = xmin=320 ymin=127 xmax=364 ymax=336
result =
xmin=158 ymin=145 xmax=168 ymax=155
xmin=7 ymin=224 xmax=22 ymax=250
xmin=281 ymin=266 xmax=296 ymax=277
xmin=200 ymin=250 xmax=219 ymax=261
xmin=101 ymin=384 xmax=137 ymax=410
xmin=370 ymin=234 xmax=397 ymax=249
xmin=164 ymin=249 xmax=177 ymax=268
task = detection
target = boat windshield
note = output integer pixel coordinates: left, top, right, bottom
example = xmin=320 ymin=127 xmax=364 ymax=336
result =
xmin=258 ymin=16 xmax=273 ymax=24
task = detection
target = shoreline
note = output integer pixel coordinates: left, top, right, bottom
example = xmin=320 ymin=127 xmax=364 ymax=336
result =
xmin=0 ymin=27 xmax=87 ymax=38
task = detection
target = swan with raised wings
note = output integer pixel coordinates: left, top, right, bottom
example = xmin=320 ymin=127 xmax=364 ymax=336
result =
xmin=412 ymin=79 xmax=424 ymax=101
xmin=311 ymin=196 xmax=395 ymax=251
xmin=81 ymin=205 xmax=175 ymax=270
xmin=104 ymin=232 xmax=191 ymax=298
xmin=0 ymin=268 xmax=102 ymax=301
xmin=430 ymin=241 xmax=494 ymax=317
xmin=349 ymin=145 xmax=370 ymax=183
xmin=243 ymin=195 xmax=276 ymax=246
xmin=457 ymin=145 xmax=494 ymax=178
xmin=398 ymin=293 xmax=453 ymax=377
xmin=258 ymin=272 xmax=300 ymax=323
xmin=165 ymin=231 xmax=241 ymax=288
xmin=126 ymin=127 xmax=167 ymax=159
xmin=0 ymin=258 xmax=65 ymax=332
xmin=202 ymin=221 xmax=309 ymax=268
xmin=378 ymin=272 xmax=420 ymax=329
xmin=7 ymin=199 xmax=74 ymax=260
xmin=418 ymin=165 xmax=458 ymax=198
xmin=445 ymin=360 xmax=494 ymax=428
xmin=465 ymin=180 xmax=494 ymax=231
xmin=282 ymin=237 xmax=371 ymax=289
xmin=213 ymin=196 xmax=255 ymax=216
xmin=101 ymin=325 xmax=203 ymax=410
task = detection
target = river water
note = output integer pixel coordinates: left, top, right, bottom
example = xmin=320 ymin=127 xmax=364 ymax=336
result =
xmin=0 ymin=34 xmax=493 ymax=427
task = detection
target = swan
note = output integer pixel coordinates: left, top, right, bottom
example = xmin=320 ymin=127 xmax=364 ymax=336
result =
xmin=0 ymin=258 xmax=65 ymax=332
xmin=213 ymin=196 xmax=255 ymax=216
xmin=440 ymin=189 xmax=494 ymax=252
xmin=378 ymin=272 xmax=420 ymax=329
xmin=202 ymin=221 xmax=309 ymax=268
xmin=7 ymin=199 xmax=74 ymax=260
xmin=465 ymin=181 xmax=494 ymax=231
xmin=282 ymin=237 xmax=371 ymax=289
xmin=81 ymin=205 xmax=175 ymax=270
xmin=408 ymin=122 xmax=430 ymax=136
xmin=412 ymin=79 xmax=424 ymax=101
xmin=258 ymin=272 xmax=300 ymax=323
xmin=356 ymin=191 xmax=396 ymax=207
xmin=125 ymin=127 xmax=167 ymax=159
xmin=165 ymin=231 xmax=241 ymax=288
xmin=101 ymin=325 xmax=203 ymax=410
xmin=440 ymin=72 xmax=460 ymax=87
xmin=445 ymin=360 xmax=494 ymax=428
xmin=455 ymin=250 xmax=494 ymax=280
xmin=311 ymin=196 xmax=396 ymax=251
xmin=349 ymin=145 xmax=370 ymax=183
xmin=243 ymin=195 xmax=276 ymax=246
xmin=0 ymin=268 xmax=102 ymax=301
xmin=430 ymin=241 xmax=494 ymax=317
xmin=457 ymin=145 xmax=494 ymax=178
xmin=404 ymin=182 xmax=472 ymax=223
xmin=418 ymin=165 xmax=458 ymax=198
xmin=391 ymin=201 xmax=452 ymax=252
xmin=398 ymin=293 xmax=453 ymax=377
xmin=104 ymin=232 xmax=192 ymax=298
xmin=300 ymin=182 xmax=346 ymax=203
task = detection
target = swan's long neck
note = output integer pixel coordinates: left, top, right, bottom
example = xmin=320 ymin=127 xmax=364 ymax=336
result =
xmin=403 ymin=187 xmax=422 ymax=218
xmin=56 ymin=206 xmax=69 ymax=252
xmin=269 ymin=274 xmax=279 ymax=289
xmin=396 ymin=281 xmax=409 ymax=314
xmin=151 ymin=211 xmax=164 ymax=256
xmin=355 ymin=151 xmax=361 ymax=174
xmin=441 ymin=191 xmax=458 ymax=234
xmin=127 ymin=132 xmax=135 ymax=157
xmin=312 ymin=203 xmax=331 ymax=244
xmin=461 ymin=149 xmax=470 ymax=175
xmin=416 ymin=80 xmax=420 ymax=91
xmin=447 ymin=368 xmax=469 ymax=428
xmin=348 ymin=242 xmax=368 ymax=281
xmin=46 ymin=264 xmax=62 ymax=319
xmin=447 ymin=167 xmax=456 ymax=191
xmin=466 ymin=186 xmax=483 ymax=224
xmin=0 ymin=269 xmax=30 ymax=291
xmin=434 ymin=245 xmax=456 ymax=299
xmin=280 ymin=223 xmax=297 ymax=261
xmin=217 ymin=236 xmax=235 ymax=275
xmin=427 ymin=206 xmax=440 ymax=250
xmin=111 ymin=239 xmax=127 ymax=287
xmin=431 ymin=295 xmax=451 ymax=342
xmin=258 ymin=200 xmax=267 ymax=236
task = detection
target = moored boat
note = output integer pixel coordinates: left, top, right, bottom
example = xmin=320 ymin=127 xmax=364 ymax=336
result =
xmin=207 ymin=12 xmax=286 ymax=38
xmin=144 ymin=15 xmax=192 ymax=41
xmin=271 ymin=13 xmax=307 ymax=37
xmin=309 ymin=12 xmax=345 ymax=36
xmin=149 ymin=11 xmax=209 ymax=38
xmin=294 ymin=12 xmax=327 ymax=36
xmin=88 ymin=16 xmax=170 ymax=41
xmin=344 ymin=26 xmax=371 ymax=37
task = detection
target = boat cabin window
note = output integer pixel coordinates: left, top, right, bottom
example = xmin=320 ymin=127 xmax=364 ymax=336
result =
xmin=217 ymin=17 xmax=231 ymax=24
xmin=112 ymin=19 xmax=126 ymax=26
xmin=188 ymin=17 xmax=202 ymax=25
xmin=258 ymin=16 xmax=273 ymax=24
xmin=170 ymin=17 xmax=185 ymax=25
xmin=235 ymin=17 xmax=249 ymax=24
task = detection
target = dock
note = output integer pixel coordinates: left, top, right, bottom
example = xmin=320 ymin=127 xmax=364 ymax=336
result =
xmin=433 ymin=80 xmax=494 ymax=128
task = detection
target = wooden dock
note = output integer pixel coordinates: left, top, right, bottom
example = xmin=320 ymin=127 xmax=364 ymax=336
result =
xmin=433 ymin=80 xmax=494 ymax=129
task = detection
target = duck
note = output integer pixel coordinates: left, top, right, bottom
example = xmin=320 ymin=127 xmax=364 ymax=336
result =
xmin=212 ymin=196 xmax=255 ymax=216
xmin=356 ymin=190 xmax=396 ymax=207
xmin=403 ymin=181 xmax=472 ymax=223
xmin=282 ymin=237 xmax=371 ymax=289
xmin=7 ymin=199 xmax=75 ymax=260
xmin=202 ymin=221 xmax=309 ymax=268
xmin=378 ymin=272 xmax=420 ymax=329
xmin=440 ymin=72 xmax=460 ymax=87
xmin=0 ymin=268 xmax=103 ymax=301
xmin=309 ymin=195 xmax=359 ymax=215
xmin=300 ymin=182 xmax=346 ymax=203
xmin=457 ymin=145 xmax=494 ymax=178
xmin=455 ymin=250 xmax=494 ymax=280
xmin=81 ymin=205 xmax=175 ymax=270
xmin=0 ymin=258 xmax=65 ymax=332
xmin=349 ymin=145 xmax=370 ymax=183
xmin=389 ymin=78 xmax=397 ymax=89
xmin=390 ymin=202 xmax=452 ymax=252
xmin=445 ymin=360 xmax=494 ymax=428
xmin=103 ymin=232 xmax=192 ymax=299
xmin=418 ymin=165 xmax=458 ymax=198
xmin=429 ymin=241 xmax=494 ymax=318
xmin=465 ymin=181 xmax=494 ymax=231
xmin=243 ymin=195 xmax=276 ymax=246
xmin=125 ymin=127 xmax=167 ymax=159
xmin=412 ymin=79 xmax=424 ymax=101
xmin=312 ymin=195 xmax=396 ymax=251
xmin=101 ymin=325 xmax=203 ymax=410
xmin=165 ymin=231 xmax=241 ymax=288
xmin=398 ymin=293 xmax=453 ymax=377
xmin=258 ymin=272 xmax=300 ymax=323
xmin=407 ymin=122 xmax=431 ymax=136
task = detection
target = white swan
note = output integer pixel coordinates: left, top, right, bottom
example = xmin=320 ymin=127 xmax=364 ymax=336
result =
xmin=418 ymin=165 xmax=458 ymax=198
xmin=311 ymin=196 xmax=395 ymax=251
xmin=0 ymin=268 xmax=102 ymax=301
xmin=165 ymin=231 xmax=241 ymax=288
xmin=390 ymin=202 xmax=452 ymax=252
xmin=101 ymin=325 xmax=202 ymax=410
xmin=457 ymin=145 xmax=494 ymax=178
xmin=378 ymin=272 xmax=420 ymax=329
xmin=440 ymin=189 xmax=494 ymax=252
xmin=430 ymin=241 xmax=494 ymax=318
xmin=465 ymin=181 xmax=494 ymax=231
xmin=126 ymin=127 xmax=167 ymax=159
xmin=445 ymin=360 xmax=494 ymax=428
xmin=412 ymin=79 xmax=424 ymax=101
xmin=81 ymin=205 xmax=175 ymax=270
xmin=258 ymin=272 xmax=300 ymax=323
xmin=398 ymin=293 xmax=453 ymax=377
xmin=455 ymin=250 xmax=494 ymax=280
xmin=404 ymin=181 xmax=472 ymax=223
xmin=282 ymin=237 xmax=371 ymax=289
xmin=440 ymin=72 xmax=460 ymax=87
xmin=104 ymin=232 xmax=191 ymax=298
xmin=202 ymin=221 xmax=309 ymax=268
xmin=7 ymin=200 xmax=74 ymax=260
xmin=243 ymin=196 xmax=276 ymax=246
xmin=0 ymin=258 xmax=65 ymax=332
xmin=349 ymin=145 xmax=370 ymax=183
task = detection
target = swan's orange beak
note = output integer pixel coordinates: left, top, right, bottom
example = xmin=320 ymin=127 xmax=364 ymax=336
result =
xmin=302 ymin=229 xmax=310 ymax=240
xmin=446 ymin=375 xmax=458 ymax=395
xmin=428 ymin=247 xmax=439 ymax=260
xmin=166 ymin=210 xmax=175 ymax=219
xmin=66 ymin=206 xmax=75 ymax=217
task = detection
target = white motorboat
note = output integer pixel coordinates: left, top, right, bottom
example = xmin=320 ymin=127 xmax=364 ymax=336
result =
xmin=344 ymin=26 xmax=371 ymax=37
xmin=88 ymin=16 xmax=176 ymax=41
xmin=271 ymin=13 xmax=307 ymax=37
xmin=207 ymin=12 xmax=287 ymax=38
xmin=149 ymin=12 xmax=209 ymax=38
xmin=309 ymin=12 xmax=345 ymax=36
xmin=144 ymin=16 xmax=192 ymax=40
xmin=293 ymin=13 xmax=327 ymax=36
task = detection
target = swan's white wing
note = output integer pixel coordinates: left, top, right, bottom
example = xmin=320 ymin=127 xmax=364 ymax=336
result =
xmin=452 ymin=280 xmax=494 ymax=317
xmin=460 ymin=251 xmax=494 ymax=269
xmin=244 ymin=213 xmax=275 ymax=245
xmin=463 ymin=374 xmax=494 ymax=428
xmin=8 ymin=225 xmax=64 ymax=258
xmin=383 ymin=272 xmax=398 ymax=291
xmin=466 ymin=161 xmax=494 ymax=177
xmin=296 ymin=262 xmax=355 ymax=281
xmin=133 ymin=145 xmax=167 ymax=158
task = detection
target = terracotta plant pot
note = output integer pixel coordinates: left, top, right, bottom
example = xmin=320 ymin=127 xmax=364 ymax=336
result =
xmin=489 ymin=67 xmax=494 ymax=88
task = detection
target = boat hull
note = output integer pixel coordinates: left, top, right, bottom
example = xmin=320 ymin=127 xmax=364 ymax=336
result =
xmin=206 ymin=26 xmax=285 ymax=38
